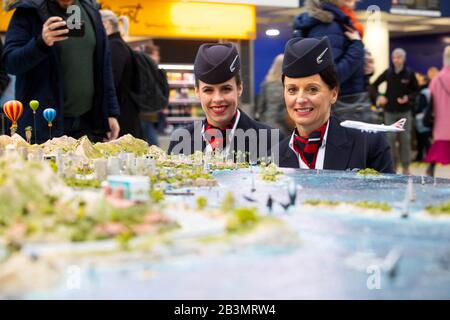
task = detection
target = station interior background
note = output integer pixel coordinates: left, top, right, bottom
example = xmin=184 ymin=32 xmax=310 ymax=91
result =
xmin=1 ymin=0 xmax=450 ymax=176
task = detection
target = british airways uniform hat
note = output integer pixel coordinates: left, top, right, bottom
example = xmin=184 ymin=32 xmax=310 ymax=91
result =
xmin=283 ymin=37 xmax=334 ymax=78
xmin=194 ymin=42 xmax=241 ymax=84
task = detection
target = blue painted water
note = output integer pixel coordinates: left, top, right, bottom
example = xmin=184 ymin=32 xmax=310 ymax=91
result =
xmin=21 ymin=169 xmax=450 ymax=299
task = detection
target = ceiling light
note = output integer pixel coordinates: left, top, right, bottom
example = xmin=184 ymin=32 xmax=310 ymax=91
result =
xmin=265 ymin=29 xmax=280 ymax=37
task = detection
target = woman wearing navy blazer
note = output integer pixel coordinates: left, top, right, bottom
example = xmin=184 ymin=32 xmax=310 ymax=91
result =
xmin=168 ymin=42 xmax=283 ymax=162
xmin=275 ymin=37 xmax=394 ymax=173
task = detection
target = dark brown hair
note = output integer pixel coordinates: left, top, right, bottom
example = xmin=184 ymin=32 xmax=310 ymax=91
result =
xmin=282 ymin=65 xmax=339 ymax=91
xmin=143 ymin=44 xmax=160 ymax=56
xmin=195 ymin=73 xmax=242 ymax=88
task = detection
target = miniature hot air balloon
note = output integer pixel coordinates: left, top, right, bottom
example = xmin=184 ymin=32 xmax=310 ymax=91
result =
xmin=43 ymin=108 xmax=56 ymax=139
xmin=29 ymin=100 xmax=39 ymax=144
xmin=29 ymin=100 xmax=39 ymax=113
xmin=2 ymin=100 xmax=23 ymax=136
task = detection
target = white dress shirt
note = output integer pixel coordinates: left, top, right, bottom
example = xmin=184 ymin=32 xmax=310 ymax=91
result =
xmin=201 ymin=109 xmax=241 ymax=156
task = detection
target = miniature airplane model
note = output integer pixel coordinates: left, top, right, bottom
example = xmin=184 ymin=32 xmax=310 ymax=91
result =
xmin=340 ymin=118 xmax=406 ymax=133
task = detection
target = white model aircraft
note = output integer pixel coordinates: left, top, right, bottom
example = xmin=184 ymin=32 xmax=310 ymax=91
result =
xmin=340 ymin=118 xmax=406 ymax=133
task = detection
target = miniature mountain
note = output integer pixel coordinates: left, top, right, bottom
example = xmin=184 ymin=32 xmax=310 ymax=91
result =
xmin=94 ymin=134 xmax=150 ymax=157
xmin=73 ymin=136 xmax=103 ymax=160
xmin=40 ymin=135 xmax=78 ymax=154
xmin=0 ymin=134 xmax=29 ymax=149
xmin=148 ymin=145 xmax=167 ymax=160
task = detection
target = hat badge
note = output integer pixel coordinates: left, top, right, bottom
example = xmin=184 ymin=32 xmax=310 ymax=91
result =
xmin=316 ymin=48 xmax=329 ymax=65
xmin=229 ymin=55 xmax=239 ymax=72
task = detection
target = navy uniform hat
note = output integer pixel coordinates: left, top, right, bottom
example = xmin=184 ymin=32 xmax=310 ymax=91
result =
xmin=283 ymin=37 xmax=334 ymax=78
xmin=194 ymin=42 xmax=240 ymax=84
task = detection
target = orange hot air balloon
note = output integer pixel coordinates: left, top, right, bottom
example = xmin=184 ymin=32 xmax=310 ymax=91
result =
xmin=3 ymin=100 xmax=24 ymax=133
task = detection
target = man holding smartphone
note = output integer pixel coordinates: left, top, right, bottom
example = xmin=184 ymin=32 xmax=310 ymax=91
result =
xmin=0 ymin=38 xmax=10 ymax=99
xmin=2 ymin=0 xmax=120 ymax=143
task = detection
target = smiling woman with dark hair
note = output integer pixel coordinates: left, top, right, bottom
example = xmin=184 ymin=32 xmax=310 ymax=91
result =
xmin=168 ymin=42 xmax=283 ymax=162
xmin=275 ymin=37 xmax=394 ymax=173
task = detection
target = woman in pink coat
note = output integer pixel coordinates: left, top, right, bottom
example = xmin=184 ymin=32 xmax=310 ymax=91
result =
xmin=425 ymin=46 xmax=450 ymax=177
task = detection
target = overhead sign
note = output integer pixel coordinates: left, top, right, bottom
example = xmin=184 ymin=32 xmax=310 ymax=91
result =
xmin=0 ymin=8 xmax=14 ymax=32
xmin=185 ymin=0 xmax=298 ymax=7
xmin=1 ymin=1 xmax=256 ymax=39
xmin=390 ymin=0 xmax=441 ymax=17
xmin=100 ymin=0 xmax=256 ymax=39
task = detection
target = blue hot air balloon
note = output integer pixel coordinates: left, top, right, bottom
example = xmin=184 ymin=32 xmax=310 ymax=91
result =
xmin=43 ymin=108 xmax=56 ymax=139
xmin=43 ymin=108 xmax=56 ymax=126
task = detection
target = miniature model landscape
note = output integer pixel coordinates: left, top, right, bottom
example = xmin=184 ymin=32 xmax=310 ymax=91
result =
xmin=1 ymin=100 xmax=450 ymax=299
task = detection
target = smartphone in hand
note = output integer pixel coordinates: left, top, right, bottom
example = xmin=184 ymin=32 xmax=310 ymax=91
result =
xmin=67 ymin=21 xmax=85 ymax=37
xmin=55 ymin=21 xmax=85 ymax=38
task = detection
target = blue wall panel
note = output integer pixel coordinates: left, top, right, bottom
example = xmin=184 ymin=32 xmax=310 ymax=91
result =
xmin=253 ymin=32 xmax=289 ymax=95
xmin=390 ymin=34 xmax=449 ymax=74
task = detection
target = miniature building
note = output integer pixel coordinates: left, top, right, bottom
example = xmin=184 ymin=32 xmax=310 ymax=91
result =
xmin=106 ymin=175 xmax=150 ymax=202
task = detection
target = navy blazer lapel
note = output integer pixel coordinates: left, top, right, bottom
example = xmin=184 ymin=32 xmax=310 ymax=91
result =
xmin=235 ymin=109 xmax=252 ymax=130
xmin=277 ymin=136 xmax=300 ymax=168
xmin=323 ymin=116 xmax=354 ymax=170
xmin=282 ymin=149 xmax=300 ymax=168
xmin=189 ymin=120 xmax=206 ymax=153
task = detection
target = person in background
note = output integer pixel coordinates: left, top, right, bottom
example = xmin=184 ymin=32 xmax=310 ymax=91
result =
xmin=365 ymin=48 xmax=384 ymax=124
xmin=413 ymin=72 xmax=431 ymax=162
xmin=0 ymin=38 xmax=10 ymax=99
xmin=140 ymin=44 xmax=169 ymax=146
xmin=371 ymin=48 xmax=419 ymax=175
xmin=427 ymin=66 xmax=439 ymax=81
xmin=1 ymin=37 xmax=13 ymax=135
xmin=424 ymin=46 xmax=450 ymax=177
xmin=101 ymin=10 xmax=144 ymax=139
xmin=255 ymin=54 xmax=290 ymax=135
xmin=2 ymin=0 xmax=120 ymax=143
xmin=275 ymin=37 xmax=393 ymax=173
xmin=293 ymin=0 xmax=376 ymax=123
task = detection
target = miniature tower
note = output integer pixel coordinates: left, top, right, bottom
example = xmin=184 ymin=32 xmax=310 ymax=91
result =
xmin=266 ymin=195 xmax=273 ymax=213
xmin=251 ymin=173 xmax=256 ymax=193
xmin=288 ymin=180 xmax=297 ymax=206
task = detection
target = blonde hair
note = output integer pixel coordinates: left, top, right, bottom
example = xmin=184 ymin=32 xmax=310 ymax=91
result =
xmin=100 ymin=9 xmax=129 ymax=38
xmin=427 ymin=66 xmax=439 ymax=80
xmin=444 ymin=46 xmax=450 ymax=67
xmin=265 ymin=54 xmax=284 ymax=83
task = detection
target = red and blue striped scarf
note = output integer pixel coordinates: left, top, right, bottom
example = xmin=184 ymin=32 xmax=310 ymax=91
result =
xmin=292 ymin=121 xmax=328 ymax=169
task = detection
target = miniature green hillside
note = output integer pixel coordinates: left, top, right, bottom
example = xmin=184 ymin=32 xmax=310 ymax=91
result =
xmin=0 ymin=153 xmax=174 ymax=248
xmin=94 ymin=134 xmax=151 ymax=157
xmin=426 ymin=202 xmax=450 ymax=216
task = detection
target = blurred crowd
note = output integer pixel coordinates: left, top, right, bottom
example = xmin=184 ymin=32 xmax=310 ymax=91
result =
xmin=255 ymin=0 xmax=450 ymax=176
xmin=1 ymin=0 xmax=449 ymax=176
